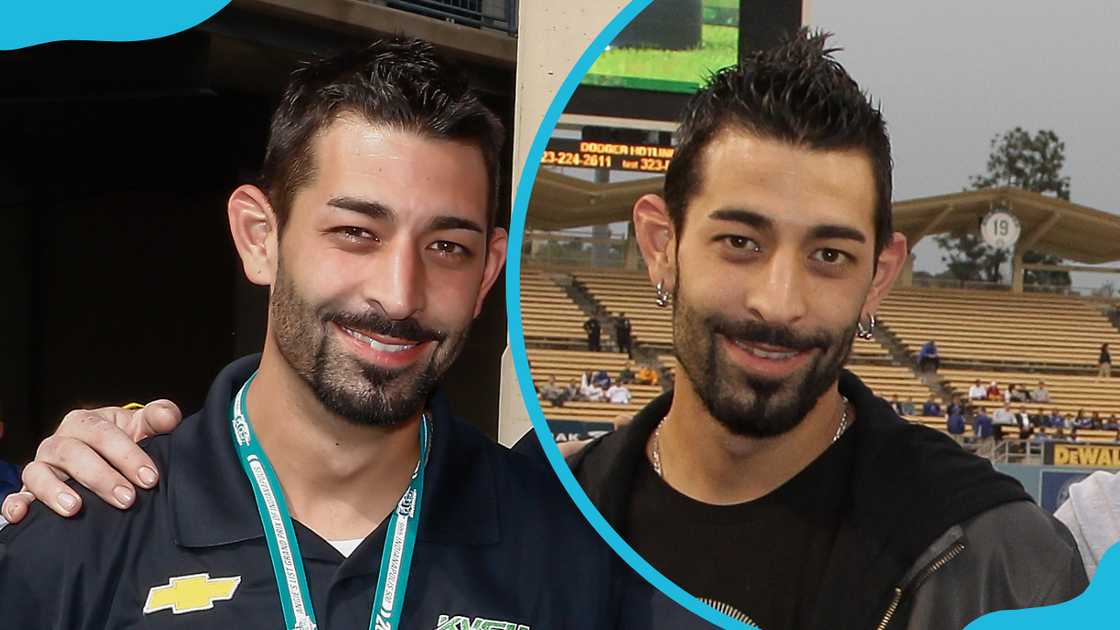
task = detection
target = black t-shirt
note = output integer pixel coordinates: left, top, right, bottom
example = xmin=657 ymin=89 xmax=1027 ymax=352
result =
xmin=624 ymin=428 xmax=856 ymax=630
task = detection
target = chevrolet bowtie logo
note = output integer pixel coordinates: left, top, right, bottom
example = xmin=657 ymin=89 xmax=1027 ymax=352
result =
xmin=143 ymin=573 xmax=241 ymax=615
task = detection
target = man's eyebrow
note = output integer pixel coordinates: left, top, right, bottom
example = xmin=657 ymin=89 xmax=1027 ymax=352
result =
xmin=808 ymin=224 xmax=867 ymax=243
xmin=709 ymin=208 xmax=773 ymax=231
xmin=710 ymin=208 xmax=867 ymax=244
xmin=429 ymin=216 xmax=484 ymax=234
xmin=327 ymin=196 xmax=396 ymax=222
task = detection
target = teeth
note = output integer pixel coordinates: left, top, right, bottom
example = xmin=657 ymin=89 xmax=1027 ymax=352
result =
xmin=343 ymin=326 xmax=416 ymax=353
xmin=735 ymin=340 xmax=797 ymax=360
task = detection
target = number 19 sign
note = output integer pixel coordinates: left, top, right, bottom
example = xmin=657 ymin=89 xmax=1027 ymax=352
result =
xmin=980 ymin=209 xmax=1022 ymax=250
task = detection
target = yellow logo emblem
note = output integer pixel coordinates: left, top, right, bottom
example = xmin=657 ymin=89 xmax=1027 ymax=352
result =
xmin=143 ymin=573 xmax=241 ymax=615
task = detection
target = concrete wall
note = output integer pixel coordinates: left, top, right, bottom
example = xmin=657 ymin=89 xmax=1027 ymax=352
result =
xmin=497 ymin=0 xmax=629 ymax=446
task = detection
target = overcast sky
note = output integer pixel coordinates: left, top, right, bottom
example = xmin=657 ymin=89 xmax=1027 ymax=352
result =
xmin=809 ymin=0 xmax=1120 ymax=279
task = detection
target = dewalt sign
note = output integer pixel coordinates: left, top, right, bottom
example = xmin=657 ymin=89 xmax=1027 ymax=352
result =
xmin=1044 ymin=442 xmax=1120 ymax=468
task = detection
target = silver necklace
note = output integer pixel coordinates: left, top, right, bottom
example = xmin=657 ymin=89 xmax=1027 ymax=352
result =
xmin=651 ymin=396 xmax=850 ymax=478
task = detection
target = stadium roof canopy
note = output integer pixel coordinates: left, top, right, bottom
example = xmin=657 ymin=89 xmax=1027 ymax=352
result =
xmin=894 ymin=187 xmax=1120 ymax=264
xmin=529 ymin=175 xmax=1120 ymax=265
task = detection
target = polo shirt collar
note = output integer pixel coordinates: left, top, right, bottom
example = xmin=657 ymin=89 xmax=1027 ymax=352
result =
xmin=169 ymin=354 xmax=500 ymax=549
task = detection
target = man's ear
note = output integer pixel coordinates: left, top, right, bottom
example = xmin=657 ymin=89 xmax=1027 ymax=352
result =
xmin=473 ymin=227 xmax=508 ymax=318
xmin=861 ymin=232 xmax=908 ymax=317
xmin=633 ymin=194 xmax=677 ymax=292
xmin=228 ymin=185 xmax=279 ymax=287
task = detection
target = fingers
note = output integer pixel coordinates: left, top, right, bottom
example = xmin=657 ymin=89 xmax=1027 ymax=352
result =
xmin=132 ymin=399 xmax=182 ymax=440
xmin=1 ymin=491 xmax=34 ymax=524
xmin=56 ymin=409 xmax=161 ymax=493
xmin=33 ymin=431 xmax=138 ymax=512
xmin=20 ymin=460 xmax=85 ymax=517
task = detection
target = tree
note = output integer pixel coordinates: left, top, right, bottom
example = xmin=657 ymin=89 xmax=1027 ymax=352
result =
xmin=936 ymin=127 xmax=1072 ymax=286
xmin=969 ymin=127 xmax=1070 ymax=199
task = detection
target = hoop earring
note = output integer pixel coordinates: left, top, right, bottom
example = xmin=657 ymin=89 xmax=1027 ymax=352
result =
xmin=855 ymin=313 xmax=877 ymax=340
xmin=654 ymin=280 xmax=671 ymax=308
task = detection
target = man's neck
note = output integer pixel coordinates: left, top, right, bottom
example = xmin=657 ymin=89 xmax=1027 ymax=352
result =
xmin=245 ymin=341 xmax=422 ymax=540
xmin=653 ymin=371 xmax=849 ymax=506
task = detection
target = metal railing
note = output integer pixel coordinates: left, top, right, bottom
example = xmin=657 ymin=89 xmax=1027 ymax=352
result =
xmin=385 ymin=0 xmax=518 ymax=35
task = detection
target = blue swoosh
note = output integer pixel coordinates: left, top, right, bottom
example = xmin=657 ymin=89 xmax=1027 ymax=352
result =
xmin=1 ymin=0 xmax=230 ymax=51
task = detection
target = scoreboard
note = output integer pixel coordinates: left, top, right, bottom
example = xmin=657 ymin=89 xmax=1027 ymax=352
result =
xmin=541 ymin=138 xmax=674 ymax=173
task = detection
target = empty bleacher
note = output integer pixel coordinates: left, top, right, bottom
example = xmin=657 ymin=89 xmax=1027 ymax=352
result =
xmin=524 ymin=267 xmax=1120 ymax=446
xmin=520 ymin=269 xmax=589 ymax=345
xmin=880 ymin=288 xmax=1120 ymax=368
xmin=570 ymin=270 xmax=897 ymax=360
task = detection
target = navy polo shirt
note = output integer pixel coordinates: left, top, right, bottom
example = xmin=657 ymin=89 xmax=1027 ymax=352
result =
xmin=0 ymin=355 xmax=712 ymax=629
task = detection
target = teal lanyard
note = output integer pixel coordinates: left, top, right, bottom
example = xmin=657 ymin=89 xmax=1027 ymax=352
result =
xmin=230 ymin=372 xmax=430 ymax=630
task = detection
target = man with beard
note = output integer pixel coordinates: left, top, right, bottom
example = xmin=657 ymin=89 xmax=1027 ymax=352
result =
xmin=565 ymin=31 xmax=1085 ymax=629
xmin=0 ymin=38 xmax=706 ymax=630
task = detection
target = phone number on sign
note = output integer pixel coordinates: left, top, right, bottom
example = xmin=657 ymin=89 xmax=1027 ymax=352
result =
xmin=540 ymin=151 xmax=670 ymax=173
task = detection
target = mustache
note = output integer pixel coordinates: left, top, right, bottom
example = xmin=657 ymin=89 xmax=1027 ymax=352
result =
xmin=327 ymin=310 xmax=446 ymax=344
xmin=708 ymin=316 xmax=833 ymax=352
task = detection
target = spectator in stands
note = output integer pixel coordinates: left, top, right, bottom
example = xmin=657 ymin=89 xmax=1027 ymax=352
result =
xmin=900 ymin=398 xmax=916 ymax=416
xmin=974 ymin=409 xmax=995 ymax=444
xmin=946 ymin=395 xmax=964 ymax=418
xmin=1030 ymin=429 xmax=1048 ymax=446
xmin=1106 ymin=414 xmax=1120 ymax=431
xmin=968 ymin=379 xmax=987 ymax=401
xmin=583 ymin=316 xmax=602 ymax=352
xmin=614 ymin=312 xmax=633 ymax=358
xmin=992 ymin=403 xmax=1015 ymax=441
xmin=1051 ymin=409 xmax=1067 ymax=430
xmin=992 ymin=402 xmax=1014 ymax=424
xmin=606 ymin=382 xmax=632 ymax=405
xmin=538 ymin=375 xmax=569 ymax=407
xmin=1006 ymin=384 xmax=1027 ymax=403
xmin=986 ymin=381 xmax=1002 ymax=401
xmin=1014 ymin=406 xmax=1033 ymax=439
xmin=635 ymin=364 xmax=659 ymax=386
xmin=1031 ymin=408 xmax=1049 ymax=428
xmin=922 ymin=395 xmax=941 ymax=417
xmin=566 ymin=379 xmax=586 ymax=402
xmin=1073 ymin=409 xmax=1092 ymax=430
xmin=591 ymin=369 xmax=611 ymax=390
xmin=890 ymin=394 xmax=904 ymax=416
xmin=917 ymin=340 xmax=940 ymax=373
xmin=618 ymin=361 xmax=636 ymax=385
xmin=1091 ymin=411 xmax=1103 ymax=430
xmin=579 ymin=374 xmax=605 ymax=402
xmin=1054 ymin=427 xmax=1068 ymax=441
xmin=1099 ymin=343 xmax=1112 ymax=379
xmin=1031 ymin=381 xmax=1051 ymax=403
xmin=1069 ymin=427 xmax=1081 ymax=442
xmin=946 ymin=408 xmax=966 ymax=441
xmin=657 ymin=366 xmax=674 ymax=393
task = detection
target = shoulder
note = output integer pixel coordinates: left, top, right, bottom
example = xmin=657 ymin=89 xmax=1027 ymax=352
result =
xmin=1 ymin=433 xmax=171 ymax=550
xmin=904 ymin=501 xmax=1087 ymax=628
xmin=0 ymin=435 xmax=172 ymax=623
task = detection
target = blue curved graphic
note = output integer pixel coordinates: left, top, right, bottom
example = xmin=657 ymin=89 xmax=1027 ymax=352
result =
xmin=966 ymin=542 xmax=1115 ymax=629
xmin=503 ymin=1 xmax=751 ymax=627
xmin=1 ymin=0 xmax=230 ymax=51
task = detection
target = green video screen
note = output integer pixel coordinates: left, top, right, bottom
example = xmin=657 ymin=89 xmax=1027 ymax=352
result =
xmin=582 ymin=0 xmax=740 ymax=94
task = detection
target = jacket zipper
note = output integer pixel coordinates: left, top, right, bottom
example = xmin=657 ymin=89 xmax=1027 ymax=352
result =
xmin=874 ymin=541 xmax=966 ymax=630
xmin=700 ymin=597 xmax=758 ymax=628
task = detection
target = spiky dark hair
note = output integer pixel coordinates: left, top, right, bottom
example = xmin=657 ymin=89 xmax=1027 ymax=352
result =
xmin=664 ymin=29 xmax=893 ymax=256
xmin=259 ymin=36 xmax=504 ymax=232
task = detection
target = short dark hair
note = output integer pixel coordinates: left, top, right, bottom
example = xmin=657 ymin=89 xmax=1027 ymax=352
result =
xmin=260 ymin=36 xmax=505 ymax=232
xmin=664 ymin=29 xmax=893 ymax=256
